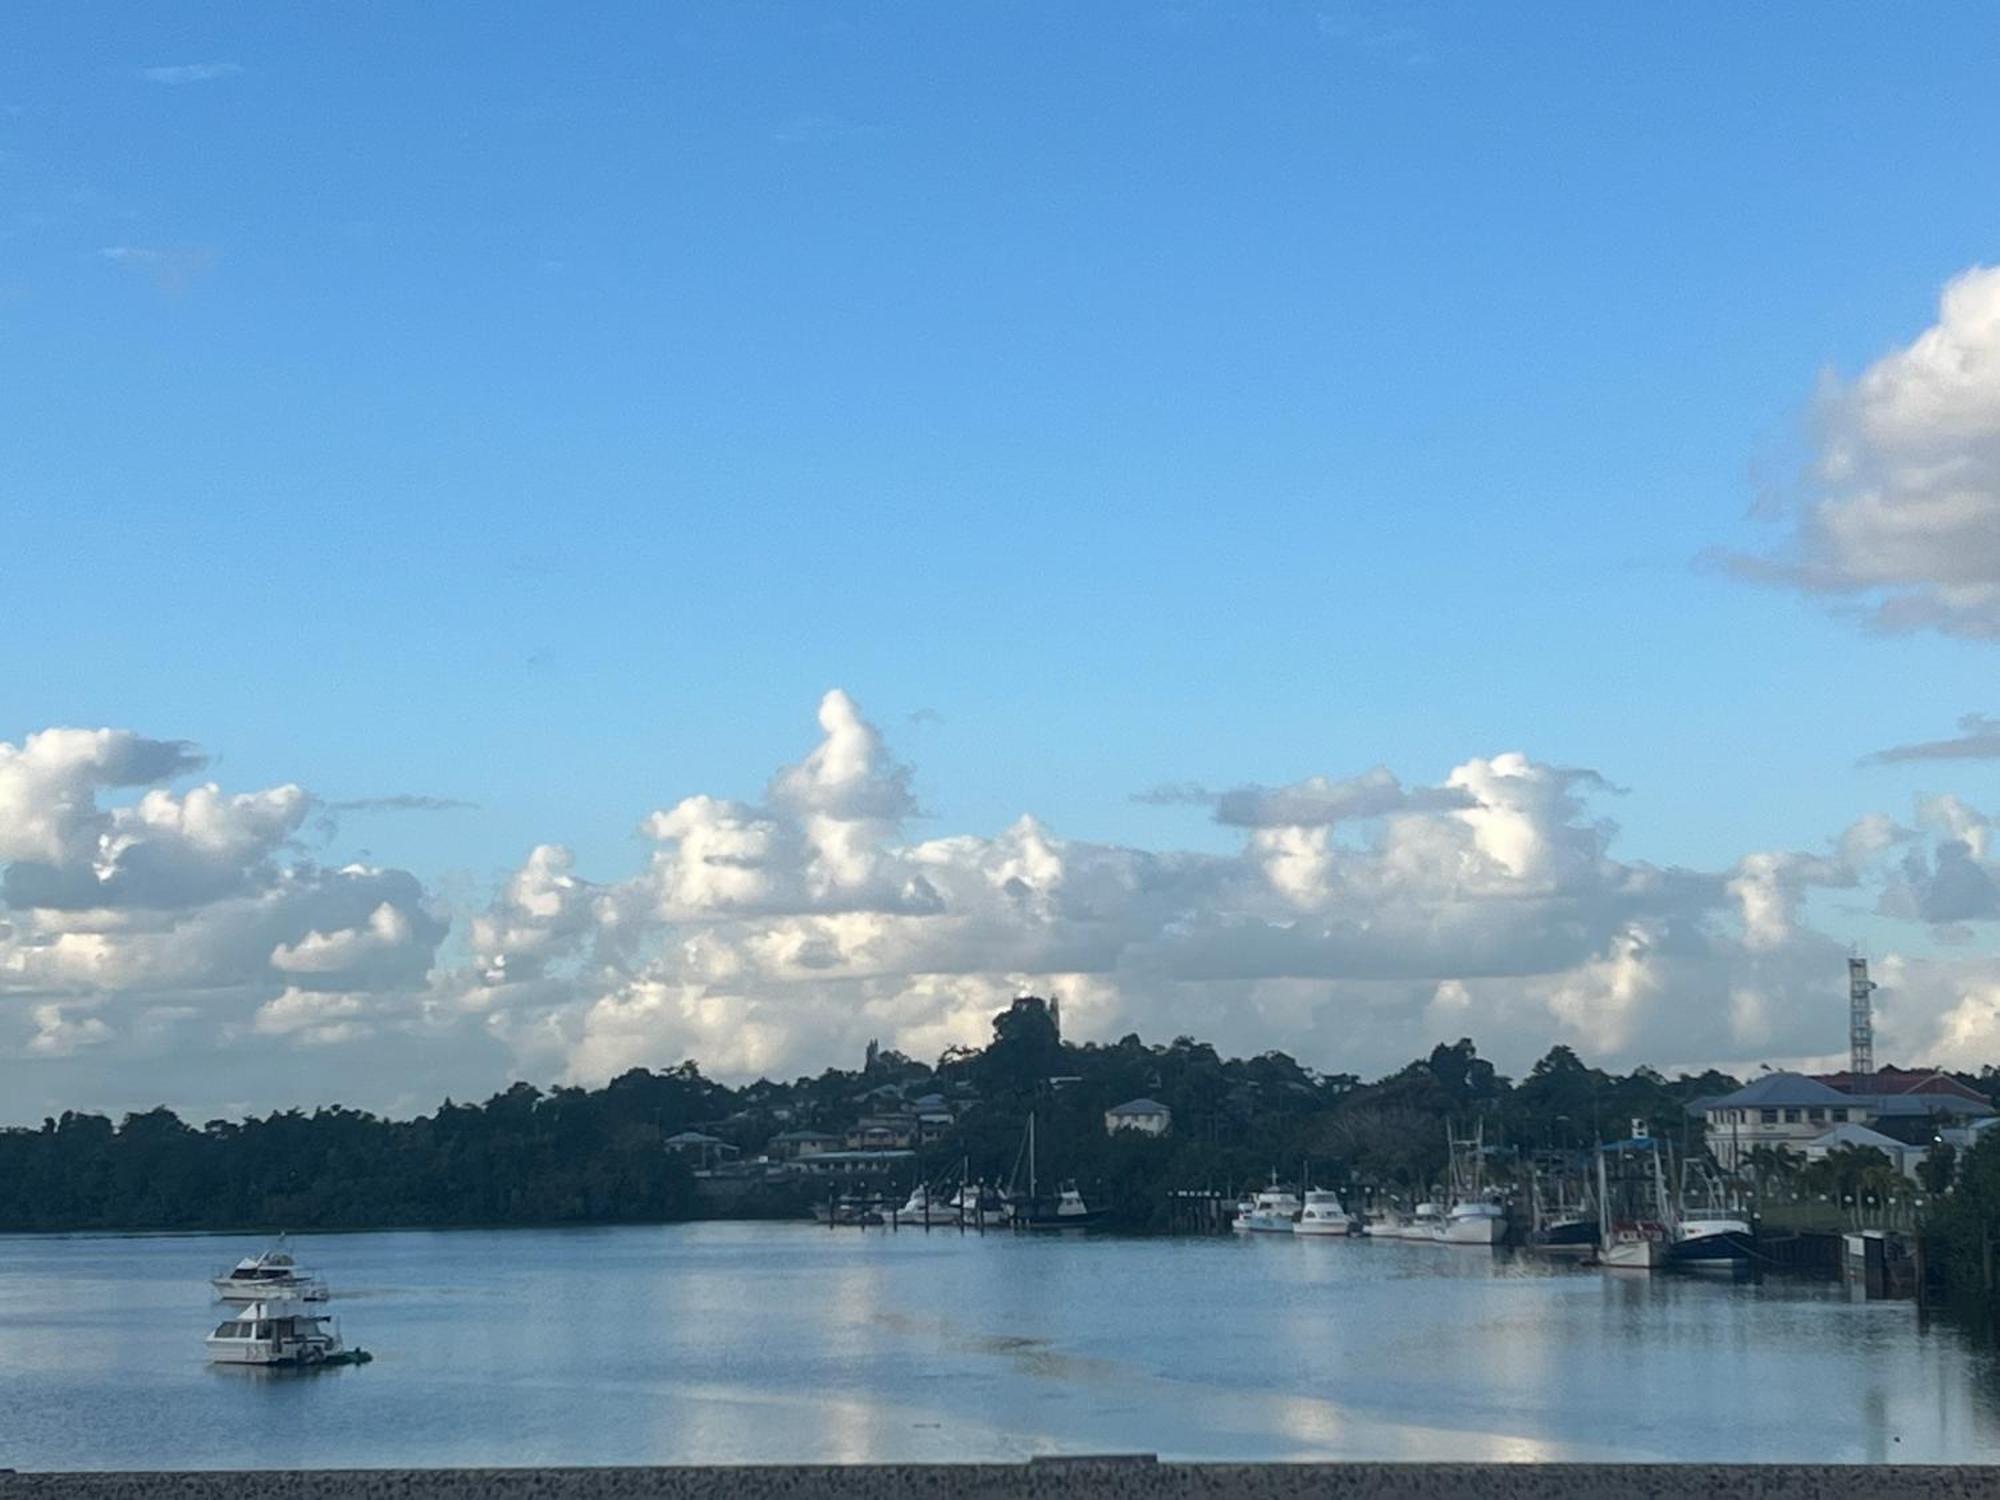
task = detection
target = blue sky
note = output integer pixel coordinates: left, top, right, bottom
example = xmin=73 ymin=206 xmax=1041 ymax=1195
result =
xmin=4 ymin=3 xmax=1999 ymax=1113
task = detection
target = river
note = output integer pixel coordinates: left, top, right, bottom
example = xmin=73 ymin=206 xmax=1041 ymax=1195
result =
xmin=2 ymin=1222 xmax=1996 ymax=1468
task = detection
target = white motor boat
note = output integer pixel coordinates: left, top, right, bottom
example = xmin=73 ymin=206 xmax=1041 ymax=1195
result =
xmin=891 ymin=1184 xmax=957 ymax=1226
xmin=1237 ymin=1178 xmax=1302 ymax=1233
xmin=1230 ymin=1194 xmax=1258 ymax=1232
xmin=1295 ymin=1188 xmax=1362 ymax=1236
xmin=948 ymin=1182 xmax=1009 ymax=1229
xmin=1404 ymin=1201 xmax=1445 ymax=1239
xmin=212 ymin=1240 xmax=327 ymax=1303
xmin=1361 ymin=1205 xmax=1408 ymax=1237
xmin=206 ymin=1295 xmax=368 ymax=1367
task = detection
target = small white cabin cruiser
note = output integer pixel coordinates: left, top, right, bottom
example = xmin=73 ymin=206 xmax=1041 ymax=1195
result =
xmin=1237 ymin=1179 xmax=1302 ymax=1233
xmin=1361 ymin=1204 xmax=1409 ymax=1238
xmin=948 ymin=1182 xmax=1009 ymax=1229
xmin=1230 ymin=1194 xmax=1259 ymax=1232
xmin=212 ymin=1241 xmax=327 ymax=1303
xmin=205 ymin=1295 xmax=369 ymax=1367
xmin=1407 ymin=1201 xmax=1445 ymax=1238
xmin=1295 ymin=1188 xmax=1361 ymax=1236
xmin=891 ymin=1184 xmax=956 ymax=1225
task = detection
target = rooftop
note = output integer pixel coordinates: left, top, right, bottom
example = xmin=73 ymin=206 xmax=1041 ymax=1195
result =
xmin=1704 ymin=1073 xmax=1853 ymax=1110
xmin=1107 ymin=1097 xmax=1171 ymax=1115
xmin=1808 ymin=1122 xmax=1910 ymax=1154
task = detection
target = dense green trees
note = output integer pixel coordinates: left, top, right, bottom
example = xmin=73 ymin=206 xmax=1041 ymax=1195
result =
xmin=0 ymin=1077 xmax=703 ymax=1232
xmin=1 ymin=996 xmax=1743 ymax=1234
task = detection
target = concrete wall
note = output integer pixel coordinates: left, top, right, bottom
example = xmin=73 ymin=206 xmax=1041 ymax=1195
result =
xmin=6 ymin=1463 xmax=1999 ymax=1500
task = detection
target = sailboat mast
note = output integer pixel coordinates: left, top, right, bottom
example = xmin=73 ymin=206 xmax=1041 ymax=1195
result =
xmin=1028 ymin=1112 xmax=1037 ymax=1201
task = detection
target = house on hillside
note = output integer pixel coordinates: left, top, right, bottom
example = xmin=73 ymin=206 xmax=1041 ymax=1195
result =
xmin=663 ymin=1130 xmax=740 ymax=1173
xmin=768 ymin=1129 xmax=842 ymax=1161
xmin=1104 ymin=1098 xmax=1172 ymax=1137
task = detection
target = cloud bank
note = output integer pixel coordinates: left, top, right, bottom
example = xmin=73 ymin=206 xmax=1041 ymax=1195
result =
xmin=1723 ymin=265 xmax=2000 ymax=637
xmin=1865 ymin=713 xmax=2000 ymax=766
xmin=5 ymin=695 xmax=2000 ymax=1121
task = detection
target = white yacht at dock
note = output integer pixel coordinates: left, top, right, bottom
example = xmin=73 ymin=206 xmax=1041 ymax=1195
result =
xmin=1236 ymin=1177 xmax=1302 ymax=1233
xmin=1295 ymin=1188 xmax=1361 ymax=1236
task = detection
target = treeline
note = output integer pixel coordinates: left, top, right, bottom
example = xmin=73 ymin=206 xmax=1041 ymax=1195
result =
xmin=1 ymin=997 xmax=1779 ymax=1234
xmin=0 ymin=1069 xmax=718 ymax=1231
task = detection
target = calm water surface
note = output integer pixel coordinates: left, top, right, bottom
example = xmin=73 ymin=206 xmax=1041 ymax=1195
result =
xmin=3 ymin=1223 xmax=1998 ymax=1468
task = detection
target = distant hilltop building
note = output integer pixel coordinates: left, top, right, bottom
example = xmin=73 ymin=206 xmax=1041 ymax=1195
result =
xmin=1104 ymin=1097 xmax=1172 ymax=1137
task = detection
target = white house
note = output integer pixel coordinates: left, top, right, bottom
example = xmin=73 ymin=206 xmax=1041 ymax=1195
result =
xmin=1104 ymin=1097 xmax=1171 ymax=1137
xmin=1701 ymin=1073 xmax=1860 ymax=1172
xmin=1802 ymin=1121 xmax=1924 ymax=1181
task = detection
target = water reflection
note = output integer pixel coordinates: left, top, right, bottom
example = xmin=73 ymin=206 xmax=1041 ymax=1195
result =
xmin=3 ymin=1224 xmax=2000 ymax=1469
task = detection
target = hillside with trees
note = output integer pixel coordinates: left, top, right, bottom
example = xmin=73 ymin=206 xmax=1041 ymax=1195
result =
xmin=0 ymin=997 xmax=1781 ymax=1234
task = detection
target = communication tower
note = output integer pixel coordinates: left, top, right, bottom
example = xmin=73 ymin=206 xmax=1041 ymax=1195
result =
xmin=1848 ymin=956 xmax=1876 ymax=1078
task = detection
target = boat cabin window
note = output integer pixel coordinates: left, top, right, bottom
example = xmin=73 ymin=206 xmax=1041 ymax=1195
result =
xmin=253 ymin=1321 xmax=272 ymax=1338
xmin=214 ymin=1321 xmax=245 ymax=1338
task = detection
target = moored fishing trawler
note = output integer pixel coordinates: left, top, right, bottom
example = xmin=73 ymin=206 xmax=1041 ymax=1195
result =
xmin=1670 ymin=1162 xmax=1754 ymax=1270
xmin=205 ymin=1294 xmax=370 ymax=1367
xmin=1434 ymin=1124 xmax=1507 ymax=1244
xmin=1528 ymin=1160 xmax=1598 ymax=1254
xmin=1596 ymin=1121 xmax=1676 ymax=1270
xmin=1006 ymin=1114 xmax=1106 ymax=1230
xmin=211 ymin=1238 xmax=327 ymax=1303
xmin=1295 ymin=1187 xmax=1362 ymax=1236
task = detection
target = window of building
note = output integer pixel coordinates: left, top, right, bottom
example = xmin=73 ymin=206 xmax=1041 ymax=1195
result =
xmin=1760 ymin=1109 xmax=1778 ymax=1125
xmin=1783 ymin=1108 xmax=1800 ymax=1123
xmin=1832 ymin=1108 xmax=1848 ymax=1123
xmin=1808 ymin=1108 xmax=1824 ymax=1122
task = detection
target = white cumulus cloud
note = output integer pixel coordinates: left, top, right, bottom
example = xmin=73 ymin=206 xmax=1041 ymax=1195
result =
xmin=1724 ymin=265 xmax=2000 ymax=637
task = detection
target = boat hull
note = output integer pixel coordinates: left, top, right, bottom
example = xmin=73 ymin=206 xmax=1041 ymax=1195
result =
xmin=213 ymin=1278 xmax=326 ymax=1303
xmin=1436 ymin=1213 xmax=1505 ymax=1245
xmin=1600 ymin=1235 xmax=1670 ymax=1270
xmin=1295 ymin=1218 xmax=1359 ymax=1236
xmin=1015 ymin=1210 xmax=1105 ymax=1231
xmin=1532 ymin=1218 xmax=1598 ymax=1253
xmin=1670 ymin=1222 xmax=1754 ymax=1268
xmin=207 ymin=1343 xmax=369 ymax=1368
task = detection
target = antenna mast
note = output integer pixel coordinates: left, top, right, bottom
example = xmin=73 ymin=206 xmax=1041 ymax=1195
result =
xmin=1848 ymin=956 xmax=1876 ymax=1078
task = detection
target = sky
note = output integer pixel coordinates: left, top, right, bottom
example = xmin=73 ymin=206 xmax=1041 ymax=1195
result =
xmin=3 ymin=2 xmax=1999 ymax=1122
